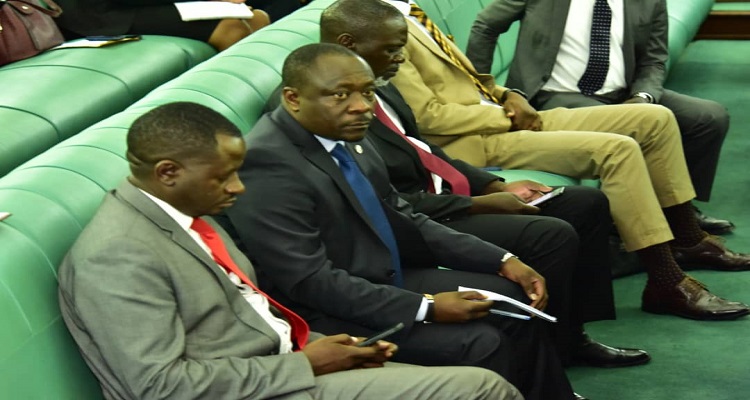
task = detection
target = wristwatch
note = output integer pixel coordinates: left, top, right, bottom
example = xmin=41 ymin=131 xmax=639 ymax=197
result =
xmin=423 ymin=294 xmax=435 ymax=323
xmin=632 ymin=92 xmax=655 ymax=104
xmin=500 ymin=88 xmax=528 ymax=104
xmin=501 ymin=252 xmax=518 ymax=264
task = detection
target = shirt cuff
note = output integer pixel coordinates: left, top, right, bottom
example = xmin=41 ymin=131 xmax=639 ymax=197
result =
xmin=415 ymin=297 xmax=430 ymax=322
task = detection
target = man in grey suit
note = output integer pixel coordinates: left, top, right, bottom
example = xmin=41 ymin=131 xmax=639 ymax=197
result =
xmin=57 ymin=102 xmax=520 ymax=400
xmin=227 ymin=43 xmax=581 ymax=400
xmin=466 ymin=0 xmax=733 ymax=234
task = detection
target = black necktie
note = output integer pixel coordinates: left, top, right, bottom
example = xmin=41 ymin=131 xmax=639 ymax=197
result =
xmin=578 ymin=0 xmax=612 ymax=95
xmin=330 ymin=144 xmax=403 ymax=287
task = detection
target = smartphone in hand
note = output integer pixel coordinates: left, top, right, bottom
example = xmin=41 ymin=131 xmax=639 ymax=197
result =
xmin=355 ymin=322 xmax=404 ymax=347
xmin=527 ymin=186 xmax=565 ymax=206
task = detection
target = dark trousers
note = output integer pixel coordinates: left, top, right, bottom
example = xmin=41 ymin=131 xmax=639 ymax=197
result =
xmin=308 ymin=269 xmax=575 ymax=400
xmin=444 ymin=185 xmax=615 ymax=363
xmin=535 ymin=89 xmax=729 ymax=201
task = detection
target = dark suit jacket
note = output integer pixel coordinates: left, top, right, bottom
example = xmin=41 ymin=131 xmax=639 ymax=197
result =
xmin=57 ymin=181 xmax=317 ymax=399
xmin=226 ymin=107 xmax=510 ymax=335
xmin=466 ymin=0 xmax=668 ymax=102
xmin=370 ymin=84 xmax=501 ymax=220
xmin=55 ymin=0 xmax=173 ymax=37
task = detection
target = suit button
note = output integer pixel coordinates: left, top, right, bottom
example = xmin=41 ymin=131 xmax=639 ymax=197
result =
xmin=269 ymin=350 xmax=278 ymax=355
xmin=387 ymin=270 xmax=396 ymax=278
xmin=542 ymin=75 xmax=550 ymax=82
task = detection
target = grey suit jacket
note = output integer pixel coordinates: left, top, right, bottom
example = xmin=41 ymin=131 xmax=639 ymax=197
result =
xmin=58 ymin=181 xmax=316 ymax=400
xmin=226 ymin=107 xmax=509 ymax=335
xmin=466 ymin=0 xmax=668 ymax=102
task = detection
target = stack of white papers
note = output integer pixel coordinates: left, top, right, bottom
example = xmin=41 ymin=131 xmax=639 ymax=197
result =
xmin=458 ymin=286 xmax=558 ymax=322
xmin=174 ymin=2 xmax=254 ymax=21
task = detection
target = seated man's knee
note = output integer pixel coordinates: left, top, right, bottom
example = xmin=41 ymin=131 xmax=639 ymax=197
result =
xmin=699 ymin=100 xmax=730 ymax=137
xmin=463 ymin=325 xmax=514 ymax=366
xmin=450 ymin=367 xmax=523 ymax=400
xmin=605 ymin=135 xmax=641 ymax=159
xmin=564 ymin=186 xmax=611 ymax=219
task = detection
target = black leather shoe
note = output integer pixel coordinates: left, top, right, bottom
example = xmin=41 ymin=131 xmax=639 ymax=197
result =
xmin=673 ymin=235 xmax=750 ymax=271
xmin=642 ymin=276 xmax=750 ymax=320
xmin=571 ymin=333 xmax=651 ymax=368
xmin=694 ymin=206 xmax=734 ymax=235
xmin=574 ymin=393 xmax=589 ymax=400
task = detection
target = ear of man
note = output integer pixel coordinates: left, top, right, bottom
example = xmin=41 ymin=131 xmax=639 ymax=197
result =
xmin=154 ymin=159 xmax=182 ymax=187
xmin=282 ymin=87 xmax=301 ymax=111
xmin=337 ymin=33 xmax=356 ymax=50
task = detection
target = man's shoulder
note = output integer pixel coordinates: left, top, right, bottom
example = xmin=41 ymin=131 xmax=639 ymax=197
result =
xmin=71 ymin=192 xmax=152 ymax=250
xmin=246 ymin=110 xmax=296 ymax=150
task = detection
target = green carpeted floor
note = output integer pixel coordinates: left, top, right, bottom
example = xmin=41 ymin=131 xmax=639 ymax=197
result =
xmin=567 ymin=40 xmax=750 ymax=399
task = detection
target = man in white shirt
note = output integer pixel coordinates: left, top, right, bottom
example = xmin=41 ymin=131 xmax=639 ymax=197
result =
xmin=466 ymin=0 xmax=732 ymax=235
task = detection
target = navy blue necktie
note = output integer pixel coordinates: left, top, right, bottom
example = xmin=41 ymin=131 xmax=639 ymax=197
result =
xmin=330 ymin=144 xmax=403 ymax=287
xmin=578 ymin=0 xmax=612 ymax=95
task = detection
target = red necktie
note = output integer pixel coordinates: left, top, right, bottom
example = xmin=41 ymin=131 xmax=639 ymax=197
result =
xmin=191 ymin=218 xmax=310 ymax=350
xmin=373 ymin=100 xmax=471 ymax=196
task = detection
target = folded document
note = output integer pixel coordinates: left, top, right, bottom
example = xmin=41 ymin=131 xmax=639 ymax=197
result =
xmin=458 ymin=286 xmax=557 ymax=322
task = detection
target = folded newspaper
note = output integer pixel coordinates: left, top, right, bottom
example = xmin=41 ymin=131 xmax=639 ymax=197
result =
xmin=458 ymin=286 xmax=558 ymax=322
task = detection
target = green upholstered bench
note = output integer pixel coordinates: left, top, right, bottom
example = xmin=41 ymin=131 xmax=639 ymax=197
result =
xmin=0 ymin=36 xmax=216 ymax=177
xmin=0 ymin=0 xmax=717 ymax=397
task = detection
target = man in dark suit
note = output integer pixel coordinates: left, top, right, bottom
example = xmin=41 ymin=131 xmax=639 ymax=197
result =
xmin=57 ymin=102 xmax=520 ymax=400
xmin=319 ymin=0 xmax=650 ymax=369
xmin=466 ymin=0 xmax=732 ymax=234
xmin=227 ymin=43 xmax=580 ymax=400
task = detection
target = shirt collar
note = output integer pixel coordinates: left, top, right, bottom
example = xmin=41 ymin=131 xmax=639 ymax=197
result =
xmin=314 ymin=135 xmax=344 ymax=153
xmin=139 ymin=189 xmax=194 ymax=233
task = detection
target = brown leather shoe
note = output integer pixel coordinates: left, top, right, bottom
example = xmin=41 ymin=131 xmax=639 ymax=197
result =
xmin=673 ymin=235 xmax=750 ymax=271
xmin=642 ymin=277 xmax=750 ymax=320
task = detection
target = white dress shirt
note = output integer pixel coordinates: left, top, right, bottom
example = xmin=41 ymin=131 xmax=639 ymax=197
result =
xmin=542 ymin=0 xmax=626 ymax=95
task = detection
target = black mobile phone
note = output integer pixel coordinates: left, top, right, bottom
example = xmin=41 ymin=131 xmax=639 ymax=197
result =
xmin=356 ymin=322 xmax=404 ymax=347
xmin=527 ymin=186 xmax=565 ymax=206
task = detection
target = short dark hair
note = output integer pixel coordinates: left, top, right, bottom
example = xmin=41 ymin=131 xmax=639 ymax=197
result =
xmin=320 ymin=0 xmax=403 ymax=43
xmin=282 ymin=43 xmax=360 ymax=88
xmin=127 ymin=102 xmax=241 ymax=170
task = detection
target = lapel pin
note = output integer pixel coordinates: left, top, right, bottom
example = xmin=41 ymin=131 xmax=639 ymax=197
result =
xmin=354 ymin=145 xmax=364 ymax=154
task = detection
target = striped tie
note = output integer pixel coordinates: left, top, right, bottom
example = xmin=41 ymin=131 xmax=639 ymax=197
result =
xmin=409 ymin=3 xmax=500 ymax=104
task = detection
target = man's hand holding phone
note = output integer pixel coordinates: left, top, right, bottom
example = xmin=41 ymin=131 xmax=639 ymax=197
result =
xmin=303 ymin=333 xmax=399 ymax=376
xmin=527 ymin=186 xmax=565 ymax=207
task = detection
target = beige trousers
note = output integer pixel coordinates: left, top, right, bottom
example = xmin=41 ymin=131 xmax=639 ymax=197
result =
xmin=429 ymin=104 xmax=696 ymax=251
xmin=294 ymin=364 xmax=522 ymax=400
